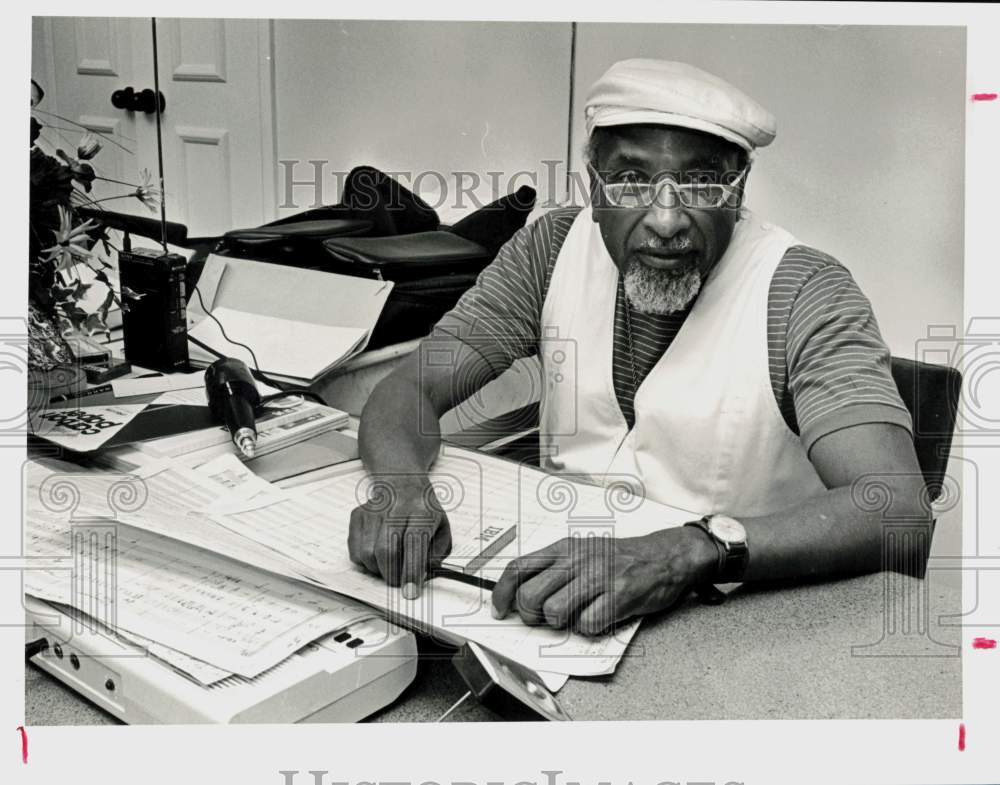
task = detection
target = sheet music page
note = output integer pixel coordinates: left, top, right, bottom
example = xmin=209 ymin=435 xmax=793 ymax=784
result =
xmin=120 ymin=629 xmax=234 ymax=686
xmin=297 ymin=446 xmax=694 ymax=574
xmin=23 ymin=460 xmax=377 ymax=678
xmin=102 ymin=454 xmax=318 ymax=581
xmin=47 ymin=601 xmax=233 ymax=686
xmin=193 ymin=446 xmax=694 ymax=677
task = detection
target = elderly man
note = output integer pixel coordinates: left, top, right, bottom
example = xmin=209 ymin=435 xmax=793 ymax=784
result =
xmin=349 ymin=59 xmax=928 ymax=635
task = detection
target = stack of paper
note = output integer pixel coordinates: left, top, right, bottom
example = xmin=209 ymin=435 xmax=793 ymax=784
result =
xmin=23 ymin=455 xmax=379 ymax=684
xmin=69 ymin=447 xmax=693 ymax=681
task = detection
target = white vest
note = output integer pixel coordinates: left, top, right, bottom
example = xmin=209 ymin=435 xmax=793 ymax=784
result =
xmin=538 ymin=207 xmax=827 ymax=517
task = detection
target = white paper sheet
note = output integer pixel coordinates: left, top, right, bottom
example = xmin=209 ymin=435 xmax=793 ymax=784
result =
xmin=153 ymin=377 xmax=283 ymax=406
xmin=112 ymin=370 xmax=206 ymax=399
xmin=188 ymin=306 xmax=367 ymax=382
xmin=536 ymin=671 xmax=570 ymax=692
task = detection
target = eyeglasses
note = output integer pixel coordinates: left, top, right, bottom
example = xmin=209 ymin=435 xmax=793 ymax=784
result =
xmin=590 ymin=165 xmax=748 ymax=210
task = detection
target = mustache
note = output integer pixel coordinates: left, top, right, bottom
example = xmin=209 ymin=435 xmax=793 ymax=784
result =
xmin=635 ymin=237 xmax=695 ymax=254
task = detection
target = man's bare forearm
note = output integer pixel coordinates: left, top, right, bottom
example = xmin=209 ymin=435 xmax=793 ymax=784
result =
xmin=358 ymin=369 xmax=442 ymax=476
xmin=740 ymin=478 xmax=932 ymax=583
xmin=358 ymin=331 xmax=507 ymax=478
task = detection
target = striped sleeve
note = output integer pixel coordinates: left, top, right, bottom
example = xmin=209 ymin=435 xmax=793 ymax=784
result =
xmin=777 ymin=246 xmax=914 ymax=453
xmin=434 ymin=207 xmax=578 ymax=364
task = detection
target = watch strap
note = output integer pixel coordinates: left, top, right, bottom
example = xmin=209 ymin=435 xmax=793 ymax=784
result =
xmin=685 ymin=515 xmax=749 ymax=584
xmin=717 ymin=537 xmax=749 ymax=584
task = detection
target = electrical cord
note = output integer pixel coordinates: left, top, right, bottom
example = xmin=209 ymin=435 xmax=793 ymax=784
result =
xmin=190 ymin=283 xmax=261 ymax=371
xmin=25 ymin=638 xmax=49 ymax=661
xmin=188 ymin=333 xmax=329 ymax=408
xmin=188 ymin=283 xmax=328 ymax=407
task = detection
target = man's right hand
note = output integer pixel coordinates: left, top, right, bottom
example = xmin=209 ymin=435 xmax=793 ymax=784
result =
xmin=347 ymin=474 xmax=452 ymax=599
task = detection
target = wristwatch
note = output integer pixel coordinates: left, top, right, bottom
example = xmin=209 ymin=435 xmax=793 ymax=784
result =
xmin=684 ymin=514 xmax=749 ymax=584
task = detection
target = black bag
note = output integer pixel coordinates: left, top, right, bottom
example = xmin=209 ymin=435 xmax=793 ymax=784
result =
xmin=215 ymin=165 xmax=441 ymax=266
xmin=322 ymin=185 xmax=536 ymax=349
xmin=210 ymin=165 xmax=536 ymax=350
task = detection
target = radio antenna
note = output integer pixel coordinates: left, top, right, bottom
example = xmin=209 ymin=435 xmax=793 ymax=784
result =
xmin=151 ymin=17 xmax=169 ymax=254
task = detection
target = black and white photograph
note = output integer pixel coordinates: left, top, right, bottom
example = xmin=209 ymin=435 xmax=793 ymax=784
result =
xmin=5 ymin=3 xmax=999 ymax=784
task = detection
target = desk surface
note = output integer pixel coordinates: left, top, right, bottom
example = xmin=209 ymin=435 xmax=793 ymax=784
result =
xmin=26 ymin=345 xmax=962 ymax=722
xmin=26 ymin=571 xmax=961 ymax=723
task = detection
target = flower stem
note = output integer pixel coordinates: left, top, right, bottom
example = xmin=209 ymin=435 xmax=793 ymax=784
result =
xmin=94 ymin=175 xmax=140 ymax=189
xmin=31 ymin=109 xmax=135 ymax=155
xmin=86 ymin=195 xmax=136 ymax=205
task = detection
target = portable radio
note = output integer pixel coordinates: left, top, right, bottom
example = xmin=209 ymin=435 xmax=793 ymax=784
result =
xmin=118 ymin=247 xmax=189 ymax=372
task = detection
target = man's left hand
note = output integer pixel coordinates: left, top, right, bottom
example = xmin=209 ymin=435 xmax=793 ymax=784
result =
xmin=490 ymin=526 xmax=718 ymax=635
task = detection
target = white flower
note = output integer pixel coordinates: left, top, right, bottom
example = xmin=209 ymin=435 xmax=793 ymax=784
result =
xmin=40 ymin=205 xmax=97 ymax=273
xmin=134 ymin=168 xmax=161 ymax=212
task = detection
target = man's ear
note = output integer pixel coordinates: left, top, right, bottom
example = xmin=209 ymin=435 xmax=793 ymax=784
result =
xmin=586 ymin=164 xmax=605 ymax=219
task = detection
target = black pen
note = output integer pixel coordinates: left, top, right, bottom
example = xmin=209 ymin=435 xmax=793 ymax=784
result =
xmin=430 ymin=567 xmax=497 ymax=590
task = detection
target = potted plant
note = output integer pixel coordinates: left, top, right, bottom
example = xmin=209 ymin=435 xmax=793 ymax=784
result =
xmin=28 ymin=78 xmax=158 ymax=383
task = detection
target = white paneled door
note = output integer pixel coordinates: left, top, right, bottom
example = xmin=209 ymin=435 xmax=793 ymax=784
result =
xmin=153 ymin=18 xmax=276 ymax=237
xmin=32 ymin=17 xmax=160 ymax=218
xmin=32 ymin=17 xmax=276 ymax=239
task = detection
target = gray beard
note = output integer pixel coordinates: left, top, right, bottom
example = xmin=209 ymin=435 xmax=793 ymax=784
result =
xmin=622 ymin=257 xmax=703 ymax=315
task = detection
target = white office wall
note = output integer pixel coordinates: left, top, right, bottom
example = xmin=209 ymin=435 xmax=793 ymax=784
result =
xmin=571 ymin=24 xmax=966 ymax=360
xmin=272 ymin=20 xmax=572 ymax=223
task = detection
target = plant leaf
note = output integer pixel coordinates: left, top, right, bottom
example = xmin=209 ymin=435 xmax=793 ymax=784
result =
xmin=83 ymin=312 xmax=107 ymax=336
xmin=72 ymin=280 xmax=92 ymax=298
xmin=98 ymin=289 xmax=115 ymax=322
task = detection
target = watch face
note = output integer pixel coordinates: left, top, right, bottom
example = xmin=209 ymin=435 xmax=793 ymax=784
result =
xmin=708 ymin=514 xmax=746 ymax=545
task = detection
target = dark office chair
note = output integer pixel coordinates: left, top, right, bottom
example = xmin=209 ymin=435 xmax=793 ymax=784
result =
xmin=889 ymin=356 xmax=962 ymax=502
xmin=479 ymin=357 xmax=963 ymax=503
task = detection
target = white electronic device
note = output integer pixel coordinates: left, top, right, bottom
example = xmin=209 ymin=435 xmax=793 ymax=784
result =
xmin=25 ymin=596 xmax=418 ymax=724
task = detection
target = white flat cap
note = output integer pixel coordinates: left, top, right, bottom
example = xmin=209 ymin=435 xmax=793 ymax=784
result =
xmin=585 ymin=58 xmax=777 ymax=152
